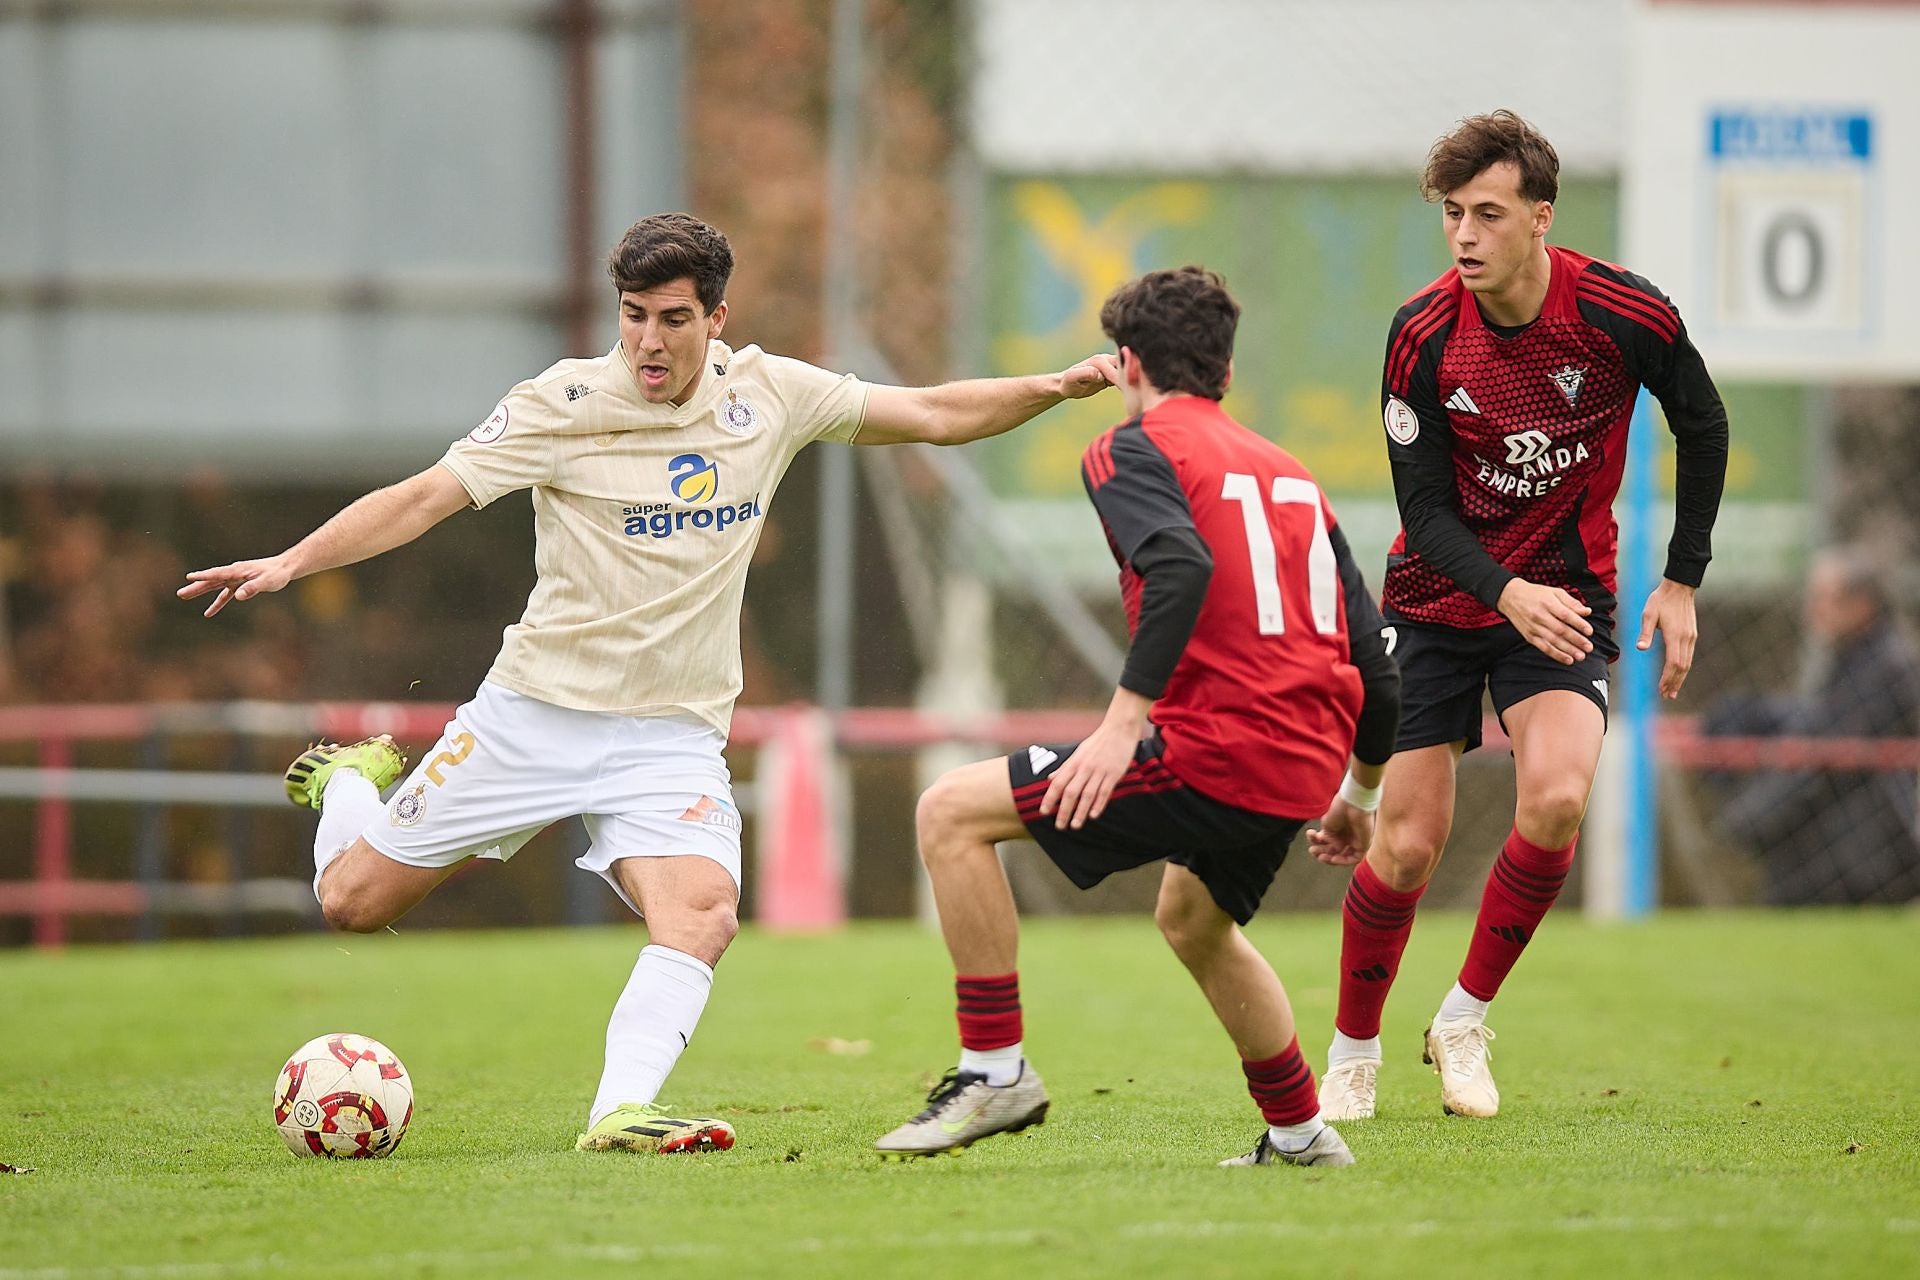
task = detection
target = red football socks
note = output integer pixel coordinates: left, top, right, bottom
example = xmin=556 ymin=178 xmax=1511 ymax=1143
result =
xmin=1458 ymin=829 xmax=1577 ymax=1002
xmin=955 ymin=973 xmax=1022 ymax=1050
xmin=1242 ymin=1037 xmax=1320 ymax=1126
xmin=1335 ymin=860 xmax=1427 ymax=1040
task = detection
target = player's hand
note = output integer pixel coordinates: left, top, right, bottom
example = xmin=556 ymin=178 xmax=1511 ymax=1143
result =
xmin=1058 ymin=353 xmax=1120 ymax=400
xmin=1637 ymin=578 xmax=1698 ymax=700
xmin=1039 ymin=721 xmax=1137 ymax=830
xmin=1307 ymin=798 xmax=1375 ymax=866
xmin=1497 ymin=579 xmax=1593 ymax=665
xmin=177 ymin=555 xmax=296 ymax=618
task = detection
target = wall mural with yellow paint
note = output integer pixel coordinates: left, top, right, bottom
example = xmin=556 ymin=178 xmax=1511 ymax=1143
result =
xmin=982 ymin=175 xmax=1807 ymax=590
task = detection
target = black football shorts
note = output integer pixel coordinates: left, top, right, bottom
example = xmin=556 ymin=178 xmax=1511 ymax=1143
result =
xmin=1384 ymin=617 xmax=1612 ymax=753
xmin=1007 ymin=731 xmax=1305 ymax=926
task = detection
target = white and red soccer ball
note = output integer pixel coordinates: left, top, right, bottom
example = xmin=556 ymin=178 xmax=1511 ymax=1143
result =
xmin=272 ymin=1033 xmax=413 ymax=1159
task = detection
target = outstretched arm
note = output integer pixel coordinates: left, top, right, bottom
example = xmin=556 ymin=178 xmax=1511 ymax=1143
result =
xmin=855 ymin=354 xmax=1119 ymax=446
xmin=178 ymin=464 xmax=472 ymax=617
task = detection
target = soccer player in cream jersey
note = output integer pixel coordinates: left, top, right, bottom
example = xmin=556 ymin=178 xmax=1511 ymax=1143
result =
xmin=181 ymin=213 xmax=1117 ymax=1156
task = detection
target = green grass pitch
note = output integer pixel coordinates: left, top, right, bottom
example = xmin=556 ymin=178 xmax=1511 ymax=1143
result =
xmin=3 ymin=910 xmax=1916 ymax=1278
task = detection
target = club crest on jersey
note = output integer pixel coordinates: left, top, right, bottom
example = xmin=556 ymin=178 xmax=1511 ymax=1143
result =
xmin=1551 ymin=365 xmax=1588 ymax=407
xmin=669 ymin=452 xmax=720 ymax=504
xmin=721 ymin=390 xmax=759 ymax=436
xmin=390 ymin=784 xmax=427 ymax=828
xmin=469 ymin=402 xmax=509 ymax=444
xmin=1384 ymin=397 xmax=1420 ymax=445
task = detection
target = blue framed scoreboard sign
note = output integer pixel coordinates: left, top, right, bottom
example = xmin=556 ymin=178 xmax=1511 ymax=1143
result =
xmin=1708 ymin=109 xmax=1872 ymax=339
xmin=1627 ymin=1 xmax=1920 ymax=379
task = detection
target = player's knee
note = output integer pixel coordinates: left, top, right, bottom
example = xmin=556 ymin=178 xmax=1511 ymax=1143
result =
xmin=1374 ymin=825 xmax=1445 ymax=888
xmin=1519 ymin=785 xmax=1589 ymax=845
xmin=914 ymin=775 xmax=977 ymax=863
xmin=1155 ymin=895 xmax=1230 ymax=962
xmin=689 ymin=899 xmax=741 ymax=956
xmin=654 ymin=897 xmax=738 ymax=965
xmin=319 ymin=881 xmax=391 ymax=935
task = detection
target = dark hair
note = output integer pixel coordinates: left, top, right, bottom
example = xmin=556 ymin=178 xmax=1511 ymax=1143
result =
xmin=1098 ymin=266 xmax=1240 ymax=400
xmin=1421 ymin=109 xmax=1560 ymax=205
xmin=606 ymin=213 xmax=734 ymax=313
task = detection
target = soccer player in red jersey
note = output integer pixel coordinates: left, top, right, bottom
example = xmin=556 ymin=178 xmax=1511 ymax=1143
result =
xmin=1317 ymin=111 xmax=1730 ymax=1121
xmin=874 ymin=267 xmax=1401 ymax=1167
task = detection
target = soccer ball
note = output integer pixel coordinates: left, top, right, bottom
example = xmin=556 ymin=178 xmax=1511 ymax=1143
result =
xmin=272 ymin=1033 xmax=414 ymax=1159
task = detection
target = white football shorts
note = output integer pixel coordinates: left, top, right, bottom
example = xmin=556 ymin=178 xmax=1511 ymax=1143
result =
xmin=361 ymin=681 xmax=741 ymax=915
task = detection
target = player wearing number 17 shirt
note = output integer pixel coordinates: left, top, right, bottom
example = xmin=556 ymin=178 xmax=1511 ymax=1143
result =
xmin=1316 ymin=111 xmax=1731 ymax=1123
xmin=875 ymin=267 xmax=1401 ymax=1168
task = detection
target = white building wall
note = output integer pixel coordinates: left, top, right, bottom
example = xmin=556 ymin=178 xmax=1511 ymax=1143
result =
xmin=971 ymin=0 xmax=1628 ymax=175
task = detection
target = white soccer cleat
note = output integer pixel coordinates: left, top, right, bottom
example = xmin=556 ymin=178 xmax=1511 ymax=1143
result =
xmin=1423 ymin=1019 xmax=1499 ymax=1117
xmin=1219 ymin=1125 xmax=1355 ymax=1168
xmin=874 ymin=1064 xmax=1050 ymax=1158
xmin=1317 ymin=1057 xmax=1380 ymax=1122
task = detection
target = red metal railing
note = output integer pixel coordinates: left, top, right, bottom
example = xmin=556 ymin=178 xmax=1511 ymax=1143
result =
xmin=5 ymin=700 xmax=1915 ymax=946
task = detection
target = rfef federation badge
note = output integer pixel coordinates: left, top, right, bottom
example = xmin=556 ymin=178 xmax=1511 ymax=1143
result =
xmin=469 ymin=402 xmax=509 ymax=444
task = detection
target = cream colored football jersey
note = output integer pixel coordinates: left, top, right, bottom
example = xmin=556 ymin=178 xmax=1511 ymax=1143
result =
xmin=437 ymin=338 xmax=867 ymax=730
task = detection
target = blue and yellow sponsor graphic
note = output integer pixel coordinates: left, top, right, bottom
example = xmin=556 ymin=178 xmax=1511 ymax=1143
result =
xmin=669 ymin=452 xmax=719 ymax=504
xmin=622 ymin=452 xmax=762 ymax=540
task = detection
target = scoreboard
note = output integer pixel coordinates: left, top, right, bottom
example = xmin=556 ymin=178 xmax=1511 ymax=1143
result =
xmin=1625 ymin=0 xmax=1920 ymax=381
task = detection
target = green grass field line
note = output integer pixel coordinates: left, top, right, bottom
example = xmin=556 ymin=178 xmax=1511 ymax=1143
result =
xmin=3 ymin=911 xmax=1917 ymax=1279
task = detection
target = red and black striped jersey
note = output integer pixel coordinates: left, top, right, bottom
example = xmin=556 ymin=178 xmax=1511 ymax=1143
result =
xmin=1378 ymin=245 xmax=1729 ymax=645
xmin=1081 ymin=395 xmax=1393 ymax=819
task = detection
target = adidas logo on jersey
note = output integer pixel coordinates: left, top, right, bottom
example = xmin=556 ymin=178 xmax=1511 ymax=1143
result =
xmin=1445 ymin=386 xmax=1481 ymax=415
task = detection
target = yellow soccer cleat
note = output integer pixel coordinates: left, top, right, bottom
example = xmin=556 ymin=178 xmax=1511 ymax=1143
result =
xmin=283 ymin=735 xmax=408 ymax=811
xmin=576 ymin=1102 xmax=736 ymax=1155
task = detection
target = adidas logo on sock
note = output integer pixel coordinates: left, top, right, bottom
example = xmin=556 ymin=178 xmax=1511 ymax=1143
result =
xmin=1489 ymin=924 xmax=1531 ymax=945
xmin=1349 ymin=964 xmax=1390 ymax=982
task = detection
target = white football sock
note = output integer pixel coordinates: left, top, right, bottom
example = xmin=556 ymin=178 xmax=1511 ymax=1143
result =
xmin=313 ymin=769 xmax=384 ymax=900
xmin=1269 ymin=1116 xmax=1326 ymax=1153
xmin=589 ymin=944 xmax=715 ymax=1127
xmin=958 ymin=1043 xmax=1024 ymax=1087
xmin=1436 ymin=981 xmax=1491 ymax=1025
xmin=1328 ymin=1031 xmax=1382 ymax=1068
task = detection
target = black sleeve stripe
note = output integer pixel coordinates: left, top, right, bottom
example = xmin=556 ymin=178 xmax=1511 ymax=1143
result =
xmin=1089 ymin=419 xmax=1197 ymax=565
xmin=1387 ymin=296 xmax=1453 ymax=396
xmin=1084 ymin=426 xmax=1118 ymax=489
xmin=1578 ymin=278 xmax=1678 ymax=344
xmin=1577 ymin=264 xmax=1680 ymax=343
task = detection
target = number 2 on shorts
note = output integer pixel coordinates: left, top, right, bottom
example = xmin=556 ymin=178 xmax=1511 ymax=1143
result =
xmin=424 ymin=731 xmax=477 ymax=786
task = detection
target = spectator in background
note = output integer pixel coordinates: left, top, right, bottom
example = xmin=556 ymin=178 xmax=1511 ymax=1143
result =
xmin=1708 ymin=548 xmax=1920 ymax=904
